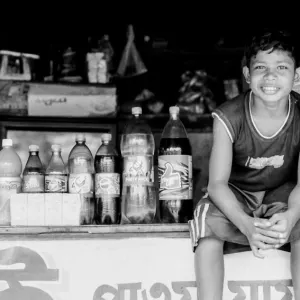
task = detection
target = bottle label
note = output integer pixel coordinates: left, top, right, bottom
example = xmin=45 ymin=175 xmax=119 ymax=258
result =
xmin=71 ymin=157 xmax=90 ymax=173
xmin=68 ymin=173 xmax=93 ymax=194
xmin=123 ymin=156 xmax=154 ymax=186
xmin=45 ymin=175 xmax=68 ymax=192
xmin=96 ymin=156 xmax=116 ymax=173
xmin=95 ymin=173 xmax=120 ymax=197
xmin=0 ymin=177 xmax=21 ymax=225
xmin=23 ymin=175 xmax=44 ymax=192
xmin=158 ymin=155 xmax=193 ymax=200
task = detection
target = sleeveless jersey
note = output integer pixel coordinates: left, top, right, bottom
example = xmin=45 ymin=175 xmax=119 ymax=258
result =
xmin=212 ymin=90 xmax=300 ymax=192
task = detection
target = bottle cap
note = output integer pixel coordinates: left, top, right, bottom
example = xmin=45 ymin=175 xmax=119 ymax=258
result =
xmin=132 ymin=107 xmax=142 ymax=115
xmin=102 ymin=133 xmax=112 ymax=142
xmin=51 ymin=144 xmax=61 ymax=152
xmin=2 ymin=139 xmax=12 ymax=147
xmin=169 ymin=106 xmax=179 ymax=115
xmin=75 ymin=133 xmax=86 ymax=142
xmin=29 ymin=145 xmax=39 ymax=152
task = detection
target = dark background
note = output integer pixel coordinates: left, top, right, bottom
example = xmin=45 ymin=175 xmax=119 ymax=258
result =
xmin=1 ymin=4 xmax=299 ymax=112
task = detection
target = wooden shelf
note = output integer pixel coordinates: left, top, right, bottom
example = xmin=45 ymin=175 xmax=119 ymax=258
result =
xmin=0 ymin=224 xmax=190 ymax=240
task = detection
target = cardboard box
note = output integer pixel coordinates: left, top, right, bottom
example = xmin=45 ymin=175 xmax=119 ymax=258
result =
xmin=0 ymin=80 xmax=28 ymax=115
xmin=28 ymin=83 xmax=117 ymax=117
xmin=10 ymin=193 xmax=81 ymax=226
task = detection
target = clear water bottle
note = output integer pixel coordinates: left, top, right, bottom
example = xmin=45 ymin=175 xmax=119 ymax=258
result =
xmin=120 ymin=106 xmax=156 ymax=224
xmin=45 ymin=144 xmax=68 ymax=193
xmin=68 ymin=134 xmax=94 ymax=224
xmin=94 ymin=133 xmax=120 ymax=224
xmin=22 ymin=145 xmax=45 ymax=193
xmin=0 ymin=139 xmax=22 ymax=225
xmin=158 ymin=106 xmax=193 ymax=223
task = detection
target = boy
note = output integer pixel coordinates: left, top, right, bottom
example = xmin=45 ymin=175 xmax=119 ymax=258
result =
xmin=188 ymin=28 xmax=300 ymax=299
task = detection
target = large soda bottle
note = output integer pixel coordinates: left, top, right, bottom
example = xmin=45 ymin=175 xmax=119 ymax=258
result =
xmin=68 ymin=134 xmax=94 ymax=225
xmin=22 ymin=145 xmax=45 ymax=193
xmin=45 ymin=144 xmax=68 ymax=193
xmin=94 ymin=133 xmax=120 ymax=224
xmin=158 ymin=106 xmax=193 ymax=223
xmin=0 ymin=139 xmax=22 ymax=225
xmin=120 ymin=107 xmax=156 ymax=224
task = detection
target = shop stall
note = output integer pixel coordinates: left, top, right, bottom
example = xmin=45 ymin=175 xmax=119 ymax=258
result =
xmin=0 ymin=81 xmax=294 ymax=299
xmin=0 ymin=225 xmax=294 ymax=300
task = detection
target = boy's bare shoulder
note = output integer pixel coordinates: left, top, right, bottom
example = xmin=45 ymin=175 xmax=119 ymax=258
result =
xmin=213 ymin=92 xmax=248 ymax=117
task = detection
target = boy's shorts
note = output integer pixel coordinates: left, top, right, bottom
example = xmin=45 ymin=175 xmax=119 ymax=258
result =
xmin=188 ymin=182 xmax=300 ymax=252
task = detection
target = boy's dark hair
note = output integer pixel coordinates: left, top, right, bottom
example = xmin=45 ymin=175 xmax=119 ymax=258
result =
xmin=242 ymin=28 xmax=300 ymax=68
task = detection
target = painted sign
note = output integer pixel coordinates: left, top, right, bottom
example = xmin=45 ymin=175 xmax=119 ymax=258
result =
xmin=0 ymin=238 xmax=294 ymax=299
xmin=28 ymin=83 xmax=117 ymax=117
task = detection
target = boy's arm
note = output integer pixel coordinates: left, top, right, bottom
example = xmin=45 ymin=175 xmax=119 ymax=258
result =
xmin=208 ymin=117 xmax=279 ymax=256
xmin=207 ymin=117 xmax=251 ymax=232
xmin=267 ymin=153 xmax=300 ymax=242
xmin=286 ymin=153 xmax=300 ymax=225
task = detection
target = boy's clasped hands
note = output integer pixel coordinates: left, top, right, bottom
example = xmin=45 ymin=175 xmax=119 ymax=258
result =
xmin=246 ymin=211 xmax=293 ymax=258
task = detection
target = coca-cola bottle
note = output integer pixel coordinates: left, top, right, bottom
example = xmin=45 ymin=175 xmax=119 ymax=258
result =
xmin=22 ymin=145 xmax=45 ymax=193
xmin=45 ymin=144 xmax=68 ymax=193
xmin=94 ymin=133 xmax=120 ymax=224
xmin=158 ymin=106 xmax=193 ymax=223
xmin=68 ymin=134 xmax=94 ymax=225
xmin=120 ymin=107 xmax=156 ymax=224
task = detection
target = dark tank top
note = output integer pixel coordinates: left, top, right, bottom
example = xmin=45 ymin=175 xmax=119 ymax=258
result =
xmin=212 ymin=90 xmax=300 ymax=192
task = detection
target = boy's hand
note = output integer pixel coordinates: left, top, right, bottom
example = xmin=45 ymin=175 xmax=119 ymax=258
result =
xmin=266 ymin=212 xmax=292 ymax=248
xmin=244 ymin=217 xmax=281 ymax=258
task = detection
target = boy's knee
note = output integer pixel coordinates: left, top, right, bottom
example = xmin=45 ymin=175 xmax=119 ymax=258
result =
xmin=195 ymin=237 xmax=224 ymax=256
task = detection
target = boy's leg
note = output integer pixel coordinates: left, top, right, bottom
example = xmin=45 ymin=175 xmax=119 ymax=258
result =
xmin=190 ymin=186 xmax=253 ymax=300
xmin=195 ymin=237 xmax=224 ymax=300
xmin=291 ymin=239 xmax=300 ymax=298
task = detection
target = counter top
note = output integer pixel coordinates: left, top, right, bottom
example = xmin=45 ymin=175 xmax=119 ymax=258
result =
xmin=0 ymin=224 xmax=190 ymax=240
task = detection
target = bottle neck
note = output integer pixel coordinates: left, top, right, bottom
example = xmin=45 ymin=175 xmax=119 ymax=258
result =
xmin=30 ymin=151 xmax=39 ymax=156
xmin=170 ymin=113 xmax=178 ymax=120
xmin=52 ymin=151 xmax=61 ymax=157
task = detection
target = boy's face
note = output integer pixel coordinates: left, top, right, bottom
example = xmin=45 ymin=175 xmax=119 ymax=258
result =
xmin=243 ymin=49 xmax=300 ymax=104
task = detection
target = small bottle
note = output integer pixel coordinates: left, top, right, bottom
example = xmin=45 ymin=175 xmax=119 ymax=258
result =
xmin=158 ymin=106 xmax=193 ymax=223
xmin=0 ymin=139 xmax=22 ymax=225
xmin=87 ymin=34 xmax=114 ymax=83
xmin=22 ymin=145 xmax=45 ymax=193
xmin=94 ymin=133 xmax=120 ymax=224
xmin=68 ymin=134 xmax=94 ymax=225
xmin=120 ymin=107 xmax=156 ymax=224
xmin=45 ymin=144 xmax=68 ymax=193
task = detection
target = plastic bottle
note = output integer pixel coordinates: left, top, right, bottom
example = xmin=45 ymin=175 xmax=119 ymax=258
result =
xmin=0 ymin=139 xmax=22 ymax=225
xmin=120 ymin=106 xmax=156 ymax=224
xmin=68 ymin=134 xmax=94 ymax=225
xmin=22 ymin=145 xmax=44 ymax=193
xmin=45 ymin=144 xmax=68 ymax=193
xmin=87 ymin=34 xmax=114 ymax=83
xmin=94 ymin=133 xmax=120 ymax=224
xmin=158 ymin=106 xmax=193 ymax=223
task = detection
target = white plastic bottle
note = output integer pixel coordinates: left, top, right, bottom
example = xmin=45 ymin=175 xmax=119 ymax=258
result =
xmin=120 ymin=107 xmax=156 ymax=224
xmin=45 ymin=144 xmax=68 ymax=193
xmin=68 ymin=134 xmax=94 ymax=224
xmin=0 ymin=139 xmax=22 ymax=225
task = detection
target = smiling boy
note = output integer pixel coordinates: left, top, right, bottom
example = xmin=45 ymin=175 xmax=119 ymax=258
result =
xmin=189 ymin=28 xmax=300 ymax=299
